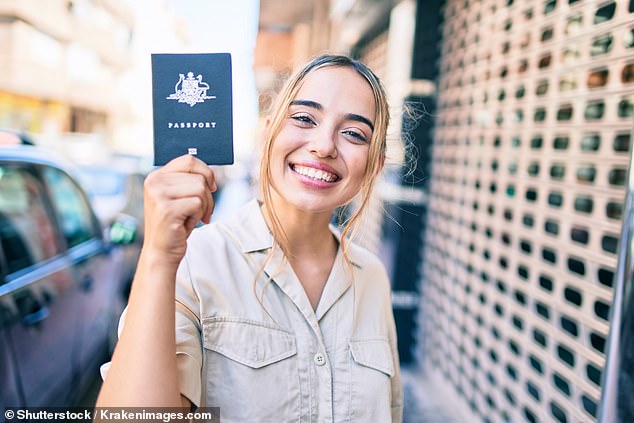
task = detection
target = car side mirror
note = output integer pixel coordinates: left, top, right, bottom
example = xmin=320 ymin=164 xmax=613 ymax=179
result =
xmin=109 ymin=214 xmax=138 ymax=245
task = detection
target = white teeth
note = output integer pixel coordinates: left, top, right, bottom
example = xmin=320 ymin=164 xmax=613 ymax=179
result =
xmin=293 ymin=165 xmax=337 ymax=182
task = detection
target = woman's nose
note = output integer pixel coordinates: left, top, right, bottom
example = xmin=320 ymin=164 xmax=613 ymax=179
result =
xmin=309 ymin=127 xmax=338 ymax=159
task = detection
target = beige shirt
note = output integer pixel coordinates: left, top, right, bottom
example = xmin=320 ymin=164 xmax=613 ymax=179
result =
xmin=105 ymin=199 xmax=403 ymax=422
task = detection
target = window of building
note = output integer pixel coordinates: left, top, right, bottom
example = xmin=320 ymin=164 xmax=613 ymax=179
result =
xmin=587 ymin=68 xmax=609 ymax=88
xmin=557 ymin=104 xmax=573 ymax=120
xmin=515 ymin=85 xmax=526 ymax=98
xmin=553 ymin=136 xmax=569 ymax=150
xmin=559 ymin=74 xmax=577 ymax=91
xmin=544 ymin=0 xmax=557 ymax=15
xmin=538 ymin=53 xmax=552 ymax=69
xmin=618 ymin=96 xmax=634 ymax=118
xmin=562 ymin=46 xmax=580 ymax=64
xmin=587 ymin=363 xmax=602 ymax=386
xmin=606 ymin=201 xmax=623 ymax=220
xmin=614 ymin=133 xmax=631 ymax=152
xmin=541 ymin=26 xmax=554 ymax=42
xmin=576 ymin=165 xmax=597 ymax=183
xmin=601 ymin=234 xmax=619 ymax=253
xmin=539 ymin=274 xmax=554 ymax=291
xmin=534 ymin=108 xmax=547 ymax=122
xmin=548 ymin=192 xmax=564 ymax=207
xmin=561 ymin=315 xmax=579 ymax=337
xmin=564 ymin=286 xmax=583 ymax=306
xmin=527 ymin=162 xmax=540 ymax=176
xmin=570 ymin=226 xmax=589 ymax=245
xmin=594 ymin=299 xmax=610 ymax=320
xmin=591 ymin=33 xmax=613 ymax=56
xmin=545 ymin=219 xmax=560 ymax=235
xmin=581 ymin=133 xmax=601 ymax=151
xmin=626 ymin=27 xmax=634 ymax=48
xmin=568 ymin=256 xmax=586 ymax=275
xmin=584 ymin=101 xmax=605 ymax=120
xmin=609 ymin=168 xmax=627 ymax=186
xmin=582 ymin=395 xmax=598 ymax=418
xmin=623 ymin=63 xmax=634 ymax=83
xmin=574 ymin=196 xmax=594 ymax=214
xmin=565 ymin=14 xmax=583 ymax=35
xmin=553 ymin=373 xmax=572 ymax=396
xmin=536 ymin=79 xmax=549 ymax=95
xmin=550 ymin=164 xmax=566 ymax=180
xmin=594 ymin=2 xmax=616 ymax=24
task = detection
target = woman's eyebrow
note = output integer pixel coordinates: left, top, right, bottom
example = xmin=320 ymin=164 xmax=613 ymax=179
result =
xmin=290 ymin=99 xmax=374 ymax=132
xmin=346 ymin=113 xmax=374 ymax=132
xmin=290 ymin=99 xmax=322 ymax=110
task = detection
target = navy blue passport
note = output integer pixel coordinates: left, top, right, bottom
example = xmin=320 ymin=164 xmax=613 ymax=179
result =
xmin=151 ymin=53 xmax=234 ymax=165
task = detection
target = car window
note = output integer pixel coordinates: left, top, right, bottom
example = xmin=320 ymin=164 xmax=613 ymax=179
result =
xmin=43 ymin=166 xmax=98 ymax=248
xmin=76 ymin=168 xmax=125 ymax=196
xmin=0 ymin=165 xmax=61 ymax=275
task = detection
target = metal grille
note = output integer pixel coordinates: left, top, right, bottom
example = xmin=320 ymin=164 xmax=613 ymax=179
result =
xmin=418 ymin=1 xmax=634 ymax=422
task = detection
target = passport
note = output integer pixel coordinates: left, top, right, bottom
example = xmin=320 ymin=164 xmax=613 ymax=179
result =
xmin=151 ymin=53 xmax=234 ymax=165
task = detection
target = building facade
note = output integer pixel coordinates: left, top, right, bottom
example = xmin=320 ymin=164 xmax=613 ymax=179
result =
xmin=420 ymin=1 xmax=633 ymax=422
xmin=0 ymin=0 xmax=134 ymax=136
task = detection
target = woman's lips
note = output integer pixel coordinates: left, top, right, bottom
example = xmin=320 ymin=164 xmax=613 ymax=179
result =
xmin=289 ymin=162 xmax=340 ymax=183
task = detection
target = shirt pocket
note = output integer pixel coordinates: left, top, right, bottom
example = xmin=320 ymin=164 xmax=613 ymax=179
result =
xmin=348 ymin=338 xmax=394 ymax=420
xmin=349 ymin=338 xmax=395 ymax=377
xmin=202 ymin=318 xmax=300 ymax=421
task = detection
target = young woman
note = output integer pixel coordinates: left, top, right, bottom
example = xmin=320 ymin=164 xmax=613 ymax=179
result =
xmin=97 ymin=54 xmax=403 ymax=422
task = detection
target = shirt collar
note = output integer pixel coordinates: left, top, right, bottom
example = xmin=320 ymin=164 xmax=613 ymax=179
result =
xmin=225 ymin=199 xmax=362 ymax=268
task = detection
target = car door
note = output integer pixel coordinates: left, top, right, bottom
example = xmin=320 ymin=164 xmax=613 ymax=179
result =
xmin=41 ymin=165 xmax=120 ymax=396
xmin=0 ymin=162 xmax=78 ymax=406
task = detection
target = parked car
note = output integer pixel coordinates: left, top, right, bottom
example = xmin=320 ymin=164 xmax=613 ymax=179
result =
xmin=75 ymin=165 xmax=145 ymax=293
xmin=0 ymin=145 xmax=135 ymax=410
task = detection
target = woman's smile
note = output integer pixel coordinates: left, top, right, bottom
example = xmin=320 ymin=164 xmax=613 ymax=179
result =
xmin=289 ymin=161 xmax=341 ymax=186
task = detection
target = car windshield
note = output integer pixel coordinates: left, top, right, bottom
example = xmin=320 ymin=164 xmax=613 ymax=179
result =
xmin=77 ymin=168 xmax=125 ymax=196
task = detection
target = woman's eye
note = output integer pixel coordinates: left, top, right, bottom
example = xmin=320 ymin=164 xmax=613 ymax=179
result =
xmin=290 ymin=114 xmax=315 ymax=126
xmin=342 ymin=130 xmax=368 ymax=143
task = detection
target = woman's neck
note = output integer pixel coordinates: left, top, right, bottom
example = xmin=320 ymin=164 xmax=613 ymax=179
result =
xmin=263 ymin=194 xmax=338 ymax=259
xmin=263 ymin=192 xmax=340 ymax=311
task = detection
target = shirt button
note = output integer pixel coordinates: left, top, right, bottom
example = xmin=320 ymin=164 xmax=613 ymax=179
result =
xmin=313 ymin=352 xmax=326 ymax=366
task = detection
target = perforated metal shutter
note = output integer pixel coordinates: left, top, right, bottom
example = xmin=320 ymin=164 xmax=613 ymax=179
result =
xmin=418 ymin=1 xmax=634 ymax=422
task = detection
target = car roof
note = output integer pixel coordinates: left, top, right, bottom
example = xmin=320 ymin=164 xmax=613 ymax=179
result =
xmin=0 ymin=145 xmax=81 ymax=177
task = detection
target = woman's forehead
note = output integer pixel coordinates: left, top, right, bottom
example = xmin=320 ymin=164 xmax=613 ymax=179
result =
xmin=293 ymin=66 xmax=376 ymax=121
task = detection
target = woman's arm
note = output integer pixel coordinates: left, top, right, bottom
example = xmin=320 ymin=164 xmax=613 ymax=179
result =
xmin=96 ymin=155 xmax=215 ymax=408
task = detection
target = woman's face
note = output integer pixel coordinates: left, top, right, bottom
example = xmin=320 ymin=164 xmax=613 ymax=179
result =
xmin=269 ymin=66 xmax=376 ymax=215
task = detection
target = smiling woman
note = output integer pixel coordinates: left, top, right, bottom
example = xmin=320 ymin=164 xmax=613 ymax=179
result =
xmin=96 ymin=54 xmax=402 ymax=422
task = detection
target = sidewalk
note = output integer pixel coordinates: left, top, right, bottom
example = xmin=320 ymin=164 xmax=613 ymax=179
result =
xmin=401 ymin=366 xmax=466 ymax=423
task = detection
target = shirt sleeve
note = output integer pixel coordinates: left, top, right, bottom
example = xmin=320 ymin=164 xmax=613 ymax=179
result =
xmin=99 ymin=256 xmax=204 ymax=407
xmin=388 ymin=300 xmax=404 ymax=422
xmin=174 ymin=254 xmax=204 ymax=408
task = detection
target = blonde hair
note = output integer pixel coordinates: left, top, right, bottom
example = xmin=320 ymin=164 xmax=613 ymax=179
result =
xmin=259 ymin=54 xmax=389 ymax=265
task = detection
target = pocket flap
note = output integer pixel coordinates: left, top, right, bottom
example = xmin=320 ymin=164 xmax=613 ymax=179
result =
xmin=203 ymin=318 xmax=297 ymax=369
xmin=349 ymin=338 xmax=394 ymax=377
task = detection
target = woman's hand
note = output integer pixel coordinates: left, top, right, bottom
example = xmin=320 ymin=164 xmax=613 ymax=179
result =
xmin=142 ymin=154 xmax=216 ymax=265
